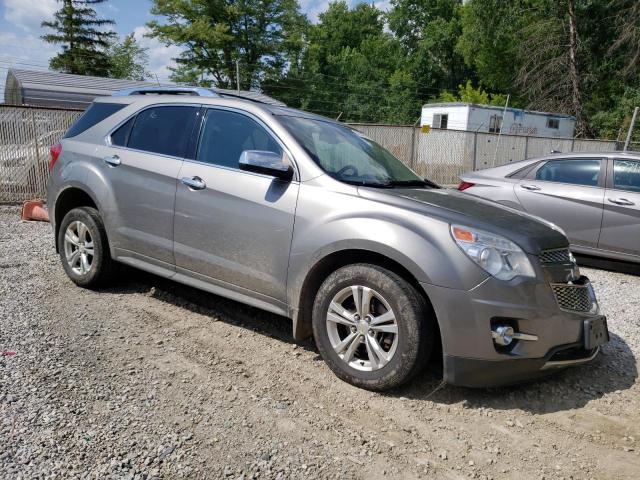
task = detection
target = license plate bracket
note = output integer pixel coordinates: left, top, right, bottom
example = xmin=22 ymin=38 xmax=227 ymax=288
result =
xmin=583 ymin=317 xmax=609 ymax=350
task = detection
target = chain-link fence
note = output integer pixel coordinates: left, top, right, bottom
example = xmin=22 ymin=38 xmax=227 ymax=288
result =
xmin=0 ymin=106 xmax=81 ymax=203
xmin=0 ymin=105 xmax=632 ymax=203
xmin=349 ymin=124 xmax=620 ymax=185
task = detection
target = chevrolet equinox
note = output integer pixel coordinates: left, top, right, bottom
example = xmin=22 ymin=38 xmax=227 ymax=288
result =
xmin=47 ymin=87 xmax=609 ymax=390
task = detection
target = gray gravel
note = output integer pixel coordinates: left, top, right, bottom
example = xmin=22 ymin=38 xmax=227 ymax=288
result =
xmin=1 ymin=205 xmax=639 ymax=479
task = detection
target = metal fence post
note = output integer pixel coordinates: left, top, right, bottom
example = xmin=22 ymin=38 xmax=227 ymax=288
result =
xmin=30 ymin=110 xmax=43 ymax=196
xmin=472 ymin=131 xmax=478 ymax=170
xmin=410 ymin=117 xmax=420 ymax=170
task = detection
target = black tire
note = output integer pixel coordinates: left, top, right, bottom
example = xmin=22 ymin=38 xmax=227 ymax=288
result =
xmin=57 ymin=206 xmax=116 ymax=288
xmin=312 ymin=264 xmax=435 ymax=391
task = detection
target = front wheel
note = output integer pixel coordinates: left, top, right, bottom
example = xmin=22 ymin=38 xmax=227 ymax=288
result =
xmin=57 ymin=206 xmax=116 ymax=288
xmin=312 ymin=264 xmax=435 ymax=391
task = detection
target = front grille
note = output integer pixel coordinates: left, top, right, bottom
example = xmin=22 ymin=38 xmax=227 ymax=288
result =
xmin=551 ymin=284 xmax=592 ymax=312
xmin=540 ymin=248 xmax=572 ymax=264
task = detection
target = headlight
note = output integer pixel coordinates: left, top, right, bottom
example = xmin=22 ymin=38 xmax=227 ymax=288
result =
xmin=451 ymin=224 xmax=535 ymax=281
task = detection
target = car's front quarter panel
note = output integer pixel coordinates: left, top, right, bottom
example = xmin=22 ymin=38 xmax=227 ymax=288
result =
xmin=287 ymin=178 xmax=490 ymax=315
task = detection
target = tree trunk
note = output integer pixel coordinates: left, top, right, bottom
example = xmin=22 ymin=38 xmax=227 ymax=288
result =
xmin=567 ymin=0 xmax=593 ymax=137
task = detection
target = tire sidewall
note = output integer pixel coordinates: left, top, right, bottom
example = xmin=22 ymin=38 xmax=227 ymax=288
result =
xmin=57 ymin=207 xmax=108 ymax=288
xmin=312 ymin=264 xmax=428 ymax=390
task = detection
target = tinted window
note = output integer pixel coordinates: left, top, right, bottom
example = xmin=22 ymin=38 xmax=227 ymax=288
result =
xmin=613 ymin=159 xmax=640 ymax=193
xmin=64 ymin=103 xmax=125 ymax=138
xmin=535 ymin=159 xmax=601 ymax=187
xmin=110 ymin=117 xmax=135 ymax=146
xmin=196 ymin=109 xmax=282 ymax=168
xmin=128 ymin=106 xmax=197 ymax=157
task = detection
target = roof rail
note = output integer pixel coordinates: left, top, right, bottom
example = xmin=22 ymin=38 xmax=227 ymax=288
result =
xmin=112 ymin=85 xmax=286 ymax=107
xmin=112 ymin=87 xmax=219 ymax=97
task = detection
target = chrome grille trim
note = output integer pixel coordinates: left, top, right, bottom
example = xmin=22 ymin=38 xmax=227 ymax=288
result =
xmin=540 ymin=248 xmax=572 ymax=264
xmin=551 ymin=284 xmax=593 ymax=312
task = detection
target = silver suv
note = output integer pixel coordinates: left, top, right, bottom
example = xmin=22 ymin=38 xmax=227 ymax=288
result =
xmin=47 ymin=88 xmax=609 ymax=390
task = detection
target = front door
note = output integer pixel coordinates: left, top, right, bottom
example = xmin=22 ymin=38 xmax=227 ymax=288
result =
xmin=173 ymin=108 xmax=299 ymax=303
xmin=598 ymin=158 xmax=640 ymax=257
xmin=515 ymin=157 xmax=605 ymax=248
xmin=96 ymin=104 xmax=199 ymax=266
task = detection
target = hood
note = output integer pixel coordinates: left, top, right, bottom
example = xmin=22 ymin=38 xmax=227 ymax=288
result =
xmin=358 ymin=187 xmax=568 ymax=254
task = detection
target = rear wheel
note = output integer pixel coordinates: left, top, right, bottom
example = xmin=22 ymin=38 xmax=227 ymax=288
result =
xmin=312 ymin=264 xmax=435 ymax=391
xmin=58 ymin=207 xmax=116 ymax=288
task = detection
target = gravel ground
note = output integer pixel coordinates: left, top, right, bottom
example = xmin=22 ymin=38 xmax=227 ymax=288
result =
xmin=1 ymin=205 xmax=639 ymax=480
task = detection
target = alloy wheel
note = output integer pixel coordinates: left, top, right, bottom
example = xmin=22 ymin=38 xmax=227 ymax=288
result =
xmin=325 ymin=285 xmax=399 ymax=371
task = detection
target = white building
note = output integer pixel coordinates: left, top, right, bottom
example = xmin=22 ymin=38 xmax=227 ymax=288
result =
xmin=421 ymin=102 xmax=576 ymax=138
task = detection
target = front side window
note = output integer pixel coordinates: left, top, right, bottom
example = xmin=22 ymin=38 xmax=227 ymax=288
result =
xmin=535 ymin=159 xmax=601 ymax=187
xmin=127 ymin=106 xmax=197 ymax=157
xmin=64 ymin=102 xmax=125 ymax=138
xmin=278 ymin=115 xmax=425 ymax=187
xmin=196 ymin=109 xmax=282 ymax=168
xmin=613 ymin=159 xmax=640 ymax=193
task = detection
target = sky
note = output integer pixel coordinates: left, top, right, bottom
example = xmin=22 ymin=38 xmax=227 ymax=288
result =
xmin=0 ymin=0 xmax=390 ymax=97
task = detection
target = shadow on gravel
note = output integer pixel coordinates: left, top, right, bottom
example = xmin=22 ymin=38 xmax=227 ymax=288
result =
xmin=100 ymin=267 xmax=318 ymax=354
xmin=101 ymin=267 xmax=636 ymax=414
xmin=576 ymin=254 xmax=640 ymax=276
xmin=395 ymin=332 xmax=637 ymax=414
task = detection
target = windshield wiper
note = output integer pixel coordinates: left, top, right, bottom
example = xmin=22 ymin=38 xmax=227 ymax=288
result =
xmin=379 ymin=179 xmax=439 ymax=188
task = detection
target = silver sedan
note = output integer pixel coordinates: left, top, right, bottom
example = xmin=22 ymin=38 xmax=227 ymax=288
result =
xmin=458 ymin=152 xmax=640 ymax=263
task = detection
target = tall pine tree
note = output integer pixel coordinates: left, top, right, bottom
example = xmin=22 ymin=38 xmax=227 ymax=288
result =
xmin=41 ymin=0 xmax=116 ymax=76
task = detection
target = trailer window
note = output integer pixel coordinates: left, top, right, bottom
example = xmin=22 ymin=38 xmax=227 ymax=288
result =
xmin=432 ymin=114 xmax=448 ymax=129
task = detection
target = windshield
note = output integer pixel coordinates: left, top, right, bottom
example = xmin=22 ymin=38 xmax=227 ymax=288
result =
xmin=278 ymin=115 xmax=425 ymax=187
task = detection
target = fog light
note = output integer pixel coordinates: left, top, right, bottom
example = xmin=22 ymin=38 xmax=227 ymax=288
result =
xmin=492 ymin=325 xmax=514 ymax=346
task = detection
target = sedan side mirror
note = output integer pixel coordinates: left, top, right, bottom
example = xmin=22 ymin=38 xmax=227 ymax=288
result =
xmin=239 ymin=150 xmax=294 ymax=181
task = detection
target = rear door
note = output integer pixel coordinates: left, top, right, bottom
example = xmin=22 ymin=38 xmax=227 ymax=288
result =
xmin=514 ymin=157 xmax=605 ymax=248
xmin=97 ymin=104 xmax=199 ymax=267
xmin=173 ymin=107 xmax=299 ymax=304
xmin=598 ymin=158 xmax=640 ymax=257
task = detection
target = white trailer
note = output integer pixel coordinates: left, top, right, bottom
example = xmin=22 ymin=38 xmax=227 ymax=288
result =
xmin=421 ymin=102 xmax=576 ymax=138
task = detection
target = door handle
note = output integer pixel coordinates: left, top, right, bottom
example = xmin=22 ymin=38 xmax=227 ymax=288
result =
xmin=181 ymin=176 xmax=206 ymax=190
xmin=103 ymin=155 xmax=121 ymax=166
xmin=521 ymin=184 xmax=541 ymax=191
xmin=608 ymin=197 xmax=635 ymax=206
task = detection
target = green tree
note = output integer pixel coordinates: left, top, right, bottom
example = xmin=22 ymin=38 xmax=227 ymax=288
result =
xmin=264 ymin=2 xmax=420 ymax=123
xmin=387 ymin=0 xmax=470 ymax=94
xmin=146 ymin=0 xmax=307 ymax=89
xmin=436 ymin=80 xmax=507 ymax=106
xmin=41 ymin=0 xmax=117 ymax=76
xmin=107 ymin=34 xmax=150 ymax=81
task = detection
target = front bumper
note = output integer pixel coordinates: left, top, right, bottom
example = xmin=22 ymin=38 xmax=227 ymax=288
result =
xmin=421 ymin=268 xmax=608 ymax=388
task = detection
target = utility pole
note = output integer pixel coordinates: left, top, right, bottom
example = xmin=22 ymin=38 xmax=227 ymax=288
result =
xmin=492 ymin=94 xmax=510 ymax=167
xmin=623 ymin=106 xmax=639 ymax=151
xmin=236 ymin=60 xmax=240 ymax=92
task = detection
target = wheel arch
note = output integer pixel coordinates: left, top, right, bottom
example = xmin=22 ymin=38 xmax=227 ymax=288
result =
xmin=53 ymin=186 xmax=99 ymax=252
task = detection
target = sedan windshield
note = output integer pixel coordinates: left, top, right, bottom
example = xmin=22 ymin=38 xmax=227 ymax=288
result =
xmin=278 ymin=115 xmax=426 ymax=187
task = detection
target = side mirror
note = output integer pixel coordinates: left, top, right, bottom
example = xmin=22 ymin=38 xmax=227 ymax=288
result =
xmin=239 ymin=150 xmax=294 ymax=181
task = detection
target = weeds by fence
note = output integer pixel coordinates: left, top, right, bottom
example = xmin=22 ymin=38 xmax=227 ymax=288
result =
xmin=0 ymin=105 xmax=636 ymax=203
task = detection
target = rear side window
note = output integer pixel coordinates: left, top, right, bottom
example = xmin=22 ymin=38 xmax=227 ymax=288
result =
xmin=535 ymin=159 xmax=601 ymax=187
xmin=64 ymin=103 xmax=125 ymax=138
xmin=127 ymin=106 xmax=197 ymax=157
xmin=196 ymin=109 xmax=282 ymax=168
xmin=110 ymin=117 xmax=135 ymax=147
xmin=613 ymin=159 xmax=640 ymax=193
